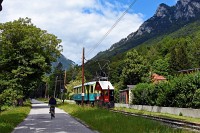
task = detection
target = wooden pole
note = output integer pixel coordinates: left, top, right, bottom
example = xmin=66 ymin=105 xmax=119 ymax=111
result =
xmin=45 ymin=82 xmax=48 ymax=98
xmin=64 ymin=70 xmax=66 ymax=85
xmin=108 ymin=85 xmax=110 ymax=102
xmin=54 ymin=76 xmax=58 ymax=98
xmin=81 ymin=47 xmax=85 ymax=106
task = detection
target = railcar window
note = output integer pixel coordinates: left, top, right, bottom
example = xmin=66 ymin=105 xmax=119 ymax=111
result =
xmin=91 ymin=86 xmax=93 ymax=93
xmin=110 ymin=90 xmax=114 ymax=96
xmin=105 ymin=91 xmax=108 ymax=96
xmin=78 ymin=87 xmax=81 ymax=93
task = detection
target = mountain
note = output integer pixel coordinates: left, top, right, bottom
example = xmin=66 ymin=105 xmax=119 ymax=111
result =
xmin=92 ymin=0 xmax=200 ymax=60
xmin=52 ymin=54 xmax=75 ymax=70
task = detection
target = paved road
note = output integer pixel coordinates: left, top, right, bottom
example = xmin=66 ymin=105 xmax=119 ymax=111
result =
xmin=12 ymin=99 xmax=98 ymax=133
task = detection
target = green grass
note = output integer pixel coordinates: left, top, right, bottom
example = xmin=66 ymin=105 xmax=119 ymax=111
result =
xmin=36 ymin=98 xmax=49 ymax=103
xmin=58 ymin=103 xmax=194 ymax=133
xmin=0 ymin=102 xmax=31 ymax=133
xmin=115 ymin=107 xmax=200 ymax=124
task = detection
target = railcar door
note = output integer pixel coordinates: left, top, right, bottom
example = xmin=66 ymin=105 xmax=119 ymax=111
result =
xmin=109 ymin=90 xmax=114 ymax=102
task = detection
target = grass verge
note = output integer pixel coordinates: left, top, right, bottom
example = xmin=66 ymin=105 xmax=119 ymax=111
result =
xmin=36 ymin=98 xmax=49 ymax=103
xmin=115 ymin=107 xmax=200 ymax=124
xmin=58 ymin=103 xmax=194 ymax=133
xmin=0 ymin=101 xmax=31 ymax=133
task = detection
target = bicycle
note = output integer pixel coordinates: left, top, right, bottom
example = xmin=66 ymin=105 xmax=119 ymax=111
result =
xmin=50 ymin=105 xmax=55 ymax=119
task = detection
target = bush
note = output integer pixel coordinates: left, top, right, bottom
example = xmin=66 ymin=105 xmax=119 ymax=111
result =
xmin=132 ymin=71 xmax=200 ymax=108
xmin=192 ymin=89 xmax=200 ymax=108
xmin=0 ymin=89 xmax=23 ymax=111
xmin=132 ymin=83 xmax=155 ymax=105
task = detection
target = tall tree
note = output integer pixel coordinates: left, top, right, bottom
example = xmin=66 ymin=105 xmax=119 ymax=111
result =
xmin=121 ymin=49 xmax=149 ymax=87
xmin=0 ymin=18 xmax=62 ymax=98
xmin=169 ymin=39 xmax=190 ymax=73
xmin=152 ymin=58 xmax=170 ymax=76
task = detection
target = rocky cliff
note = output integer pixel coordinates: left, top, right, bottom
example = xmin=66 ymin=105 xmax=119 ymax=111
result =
xmin=93 ymin=0 xmax=200 ymax=60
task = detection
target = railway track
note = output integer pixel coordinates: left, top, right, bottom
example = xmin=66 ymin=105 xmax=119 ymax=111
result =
xmin=110 ymin=109 xmax=200 ymax=132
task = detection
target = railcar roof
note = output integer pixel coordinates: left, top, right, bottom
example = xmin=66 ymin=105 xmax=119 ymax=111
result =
xmin=97 ymin=81 xmax=114 ymax=90
xmin=73 ymin=81 xmax=96 ymax=89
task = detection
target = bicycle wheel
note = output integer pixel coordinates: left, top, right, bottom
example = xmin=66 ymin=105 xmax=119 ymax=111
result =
xmin=51 ymin=112 xmax=53 ymax=119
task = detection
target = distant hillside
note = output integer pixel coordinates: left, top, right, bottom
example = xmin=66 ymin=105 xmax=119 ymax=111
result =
xmin=52 ymin=54 xmax=75 ymax=70
xmin=92 ymin=0 xmax=200 ymax=61
xmin=85 ymin=0 xmax=200 ymax=81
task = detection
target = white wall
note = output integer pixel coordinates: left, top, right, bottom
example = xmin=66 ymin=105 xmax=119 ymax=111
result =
xmin=115 ymin=103 xmax=200 ymax=118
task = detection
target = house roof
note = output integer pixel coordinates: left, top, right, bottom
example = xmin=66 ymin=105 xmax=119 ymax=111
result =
xmin=127 ymin=85 xmax=135 ymax=89
xmin=152 ymin=73 xmax=166 ymax=80
xmin=119 ymin=85 xmax=135 ymax=92
xmin=178 ymin=68 xmax=200 ymax=73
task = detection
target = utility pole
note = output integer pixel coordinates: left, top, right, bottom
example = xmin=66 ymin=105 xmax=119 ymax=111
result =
xmin=62 ymin=69 xmax=67 ymax=103
xmin=54 ymin=76 xmax=58 ymax=98
xmin=45 ymin=82 xmax=48 ymax=98
xmin=81 ymin=47 xmax=85 ymax=106
xmin=64 ymin=70 xmax=67 ymax=85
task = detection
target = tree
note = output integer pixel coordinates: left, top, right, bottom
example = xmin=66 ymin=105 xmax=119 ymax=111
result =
xmin=0 ymin=18 xmax=62 ymax=99
xmin=121 ymin=49 xmax=149 ymax=87
xmin=49 ymin=62 xmax=65 ymax=98
xmin=169 ymin=38 xmax=191 ymax=73
xmin=152 ymin=58 xmax=170 ymax=76
xmin=66 ymin=70 xmax=85 ymax=99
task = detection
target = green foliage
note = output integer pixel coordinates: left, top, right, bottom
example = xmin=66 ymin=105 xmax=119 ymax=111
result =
xmin=65 ymin=70 xmax=85 ymax=99
xmin=169 ymin=39 xmax=191 ymax=72
xmin=0 ymin=89 xmax=23 ymax=107
xmin=152 ymin=58 xmax=170 ymax=76
xmin=66 ymin=80 xmax=81 ymax=100
xmin=0 ymin=102 xmax=31 ymax=133
xmin=132 ymin=71 xmax=200 ymax=108
xmin=192 ymin=89 xmax=200 ymax=108
xmin=179 ymin=112 xmax=183 ymax=116
xmin=121 ymin=49 xmax=149 ymax=87
xmin=0 ymin=17 xmax=62 ymax=106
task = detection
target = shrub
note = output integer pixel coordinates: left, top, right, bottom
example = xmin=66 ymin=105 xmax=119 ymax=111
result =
xmin=192 ymin=89 xmax=200 ymax=108
xmin=0 ymin=89 xmax=23 ymax=111
xmin=132 ymin=71 xmax=200 ymax=108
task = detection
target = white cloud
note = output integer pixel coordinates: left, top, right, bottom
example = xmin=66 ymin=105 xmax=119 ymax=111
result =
xmin=0 ymin=0 xmax=144 ymax=64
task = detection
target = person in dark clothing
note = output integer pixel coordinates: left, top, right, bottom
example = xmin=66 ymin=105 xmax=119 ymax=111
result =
xmin=48 ymin=96 xmax=57 ymax=115
xmin=49 ymin=96 xmax=57 ymax=105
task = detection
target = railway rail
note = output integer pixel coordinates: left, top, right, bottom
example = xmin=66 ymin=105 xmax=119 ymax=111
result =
xmin=110 ymin=109 xmax=200 ymax=132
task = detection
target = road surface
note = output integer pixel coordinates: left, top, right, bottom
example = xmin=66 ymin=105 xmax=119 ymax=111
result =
xmin=12 ymin=99 xmax=98 ymax=133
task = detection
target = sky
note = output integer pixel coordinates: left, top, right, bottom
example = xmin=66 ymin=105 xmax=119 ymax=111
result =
xmin=0 ymin=0 xmax=177 ymax=64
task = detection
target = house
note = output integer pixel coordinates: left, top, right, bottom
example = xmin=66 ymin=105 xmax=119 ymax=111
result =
xmin=151 ymin=73 xmax=166 ymax=84
xmin=119 ymin=85 xmax=135 ymax=104
xmin=178 ymin=68 xmax=200 ymax=74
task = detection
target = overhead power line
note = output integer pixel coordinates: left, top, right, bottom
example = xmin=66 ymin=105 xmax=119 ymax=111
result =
xmin=85 ymin=0 xmax=138 ymax=59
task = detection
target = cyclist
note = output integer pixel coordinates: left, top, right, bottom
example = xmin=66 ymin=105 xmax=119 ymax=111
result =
xmin=48 ymin=96 xmax=57 ymax=117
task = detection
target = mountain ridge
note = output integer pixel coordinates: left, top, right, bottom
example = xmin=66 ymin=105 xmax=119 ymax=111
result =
xmin=91 ymin=0 xmax=200 ymax=61
xmin=52 ymin=54 xmax=75 ymax=71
